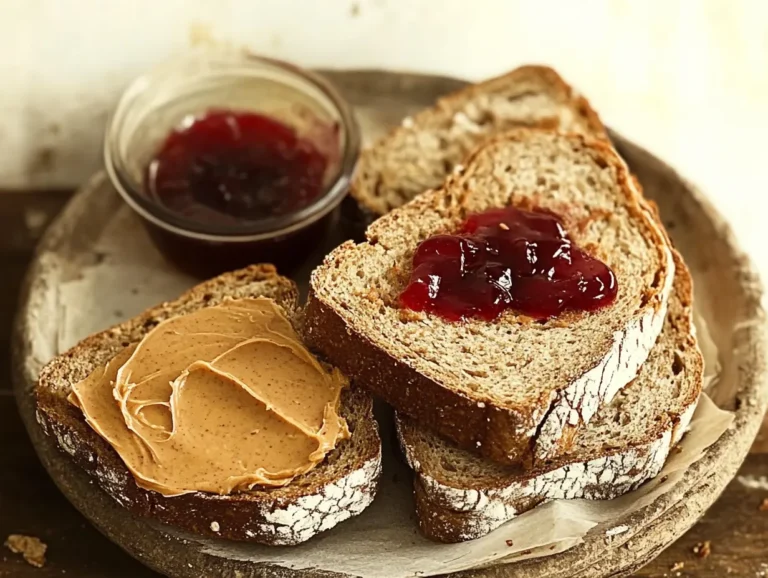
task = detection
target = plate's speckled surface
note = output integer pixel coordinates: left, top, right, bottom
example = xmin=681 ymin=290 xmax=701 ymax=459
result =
xmin=12 ymin=70 xmax=768 ymax=578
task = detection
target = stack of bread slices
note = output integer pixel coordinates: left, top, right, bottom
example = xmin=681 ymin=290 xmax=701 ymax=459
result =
xmin=304 ymin=65 xmax=703 ymax=542
xmin=36 ymin=65 xmax=703 ymax=547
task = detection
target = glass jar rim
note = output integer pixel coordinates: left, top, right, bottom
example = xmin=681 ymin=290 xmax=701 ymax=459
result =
xmin=104 ymin=52 xmax=360 ymax=243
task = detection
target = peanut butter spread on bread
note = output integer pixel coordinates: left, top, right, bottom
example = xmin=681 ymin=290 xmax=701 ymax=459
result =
xmin=68 ymin=297 xmax=349 ymax=496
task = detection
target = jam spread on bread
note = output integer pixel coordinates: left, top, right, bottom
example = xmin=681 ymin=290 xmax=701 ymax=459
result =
xmin=400 ymin=206 xmax=617 ymax=321
xmin=145 ymin=110 xmax=330 ymax=225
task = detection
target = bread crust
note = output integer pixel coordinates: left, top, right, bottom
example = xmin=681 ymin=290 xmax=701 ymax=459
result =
xmin=35 ymin=265 xmax=382 ymax=546
xmin=408 ymin=397 xmax=698 ymax=543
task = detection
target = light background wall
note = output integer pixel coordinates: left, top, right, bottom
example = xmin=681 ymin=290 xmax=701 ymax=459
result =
xmin=1 ymin=0 xmax=767 ymax=273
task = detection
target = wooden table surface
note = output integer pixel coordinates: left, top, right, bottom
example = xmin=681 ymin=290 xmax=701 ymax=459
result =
xmin=1 ymin=192 xmax=767 ymax=578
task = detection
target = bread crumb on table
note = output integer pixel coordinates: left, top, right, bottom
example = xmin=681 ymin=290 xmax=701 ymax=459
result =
xmin=670 ymin=561 xmax=684 ymax=572
xmin=759 ymin=498 xmax=768 ymax=511
xmin=210 ymin=521 xmax=220 ymax=532
xmin=693 ymin=540 xmax=711 ymax=558
xmin=4 ymin=534 xmax=47 ymax=568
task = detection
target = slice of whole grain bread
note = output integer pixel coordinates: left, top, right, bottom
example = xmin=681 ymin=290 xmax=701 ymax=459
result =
xmin=398 ymin=251 xmax=702 ymax=542
xmin=343 ymin=65 xmax=607 ymax=233
xmin=305 ymin=129 xmax=675 ymax=467
xmin=35 ymin=264 xmax=382 ymax=546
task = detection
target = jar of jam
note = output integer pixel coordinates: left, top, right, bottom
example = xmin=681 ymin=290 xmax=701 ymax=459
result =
xmin=104 ymin=52 xmax=360 ymax=277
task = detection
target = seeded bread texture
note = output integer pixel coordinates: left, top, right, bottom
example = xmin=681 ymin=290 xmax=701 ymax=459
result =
xmin=35 ymin=264 xmax=382 ymax=546
xmin=344 ymin=65 xmax=607 ymax=232
xmin=398 ymin=251 xmax=702 ymax=542
xmin=306 ymin=130 xmax=675 ymax=467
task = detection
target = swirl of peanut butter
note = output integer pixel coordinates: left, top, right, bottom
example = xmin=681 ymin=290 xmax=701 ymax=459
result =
xmin=68 ymin=298 xmax=349 ymax=497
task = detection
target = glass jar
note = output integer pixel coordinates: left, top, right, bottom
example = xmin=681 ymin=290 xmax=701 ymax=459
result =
xmin=104 ymin=51 xmax=360 ymax=278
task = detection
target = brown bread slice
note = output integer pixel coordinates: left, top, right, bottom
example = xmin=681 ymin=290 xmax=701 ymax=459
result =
xmin=344 ymin=65 xmax=607 ymax=231
xmin=397 ymin=251 xmax=702 ymax=542
xmin=305 ymin=130 xmax=674 ymax=466
xmin=35 ymin=264 xmax=382 ymax=546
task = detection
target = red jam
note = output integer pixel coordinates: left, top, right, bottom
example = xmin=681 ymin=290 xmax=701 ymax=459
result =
xmin=400 ymin=206 xmax=618 ymax=321
xmin=145 ymin=110 xmax=329 ymax=225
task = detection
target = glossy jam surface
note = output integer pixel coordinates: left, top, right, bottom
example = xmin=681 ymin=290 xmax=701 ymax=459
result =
xmin=145 ymin=110 xmax=330 ymax=226
xmin=400 ymin=206 xmax=618 ymax=321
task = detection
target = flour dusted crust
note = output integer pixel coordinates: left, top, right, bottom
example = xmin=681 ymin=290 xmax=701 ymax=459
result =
xmin=254 ymin=457 xmax=381 ymax=545
xmin=408 ymin=402 xmax=697 ymax=543
xmin=533 ymin=174 xmax=675 ymax=462
xmin=35 ymin=265 xmax=382 ymax=545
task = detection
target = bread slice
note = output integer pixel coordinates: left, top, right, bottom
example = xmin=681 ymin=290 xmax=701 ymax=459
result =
xmin=35 ymin=264 xmax=382 ymax=546
xmin=398 ymin=250 xmax=702 ymax=542
xmin=344 ymin=65 xmax=607 ymax=231
xmin=305 ymin=130 xmax=675 ymax=466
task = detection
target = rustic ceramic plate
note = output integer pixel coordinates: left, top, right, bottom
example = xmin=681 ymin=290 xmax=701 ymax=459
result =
xmin=12 ymin=70 xmax=768 ymax=578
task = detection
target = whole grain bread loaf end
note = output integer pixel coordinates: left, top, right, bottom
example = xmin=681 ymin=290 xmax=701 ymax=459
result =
xmin=343 ymin=65 xmax=608 ymax=234
xmin=35 ymin=264 xmax=382 ymax=546
xmin=398 ymin=251 xmax=702 ymax=542
xmin=305 ymin=130 xmax=674 ymax=467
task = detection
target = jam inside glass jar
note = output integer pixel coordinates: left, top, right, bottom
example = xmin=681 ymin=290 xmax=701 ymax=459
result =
xmin=400 ymin=206 xmax=618 ymax=321
xmin=104 ymin=53 xmax=360 ymax=278
xmin=145 ymin=110 xmax=333 ymax=226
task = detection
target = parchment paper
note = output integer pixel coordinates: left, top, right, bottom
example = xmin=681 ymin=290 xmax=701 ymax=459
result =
xmin=54 ymin=200 xmax=732 ymax=578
